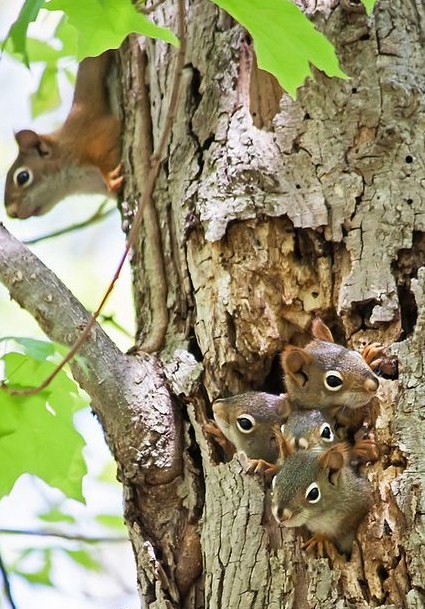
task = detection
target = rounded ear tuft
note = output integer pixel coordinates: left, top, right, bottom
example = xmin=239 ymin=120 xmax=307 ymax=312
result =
xmin=15 ymin=130 xmax=51 ymax=157
xmin=15 ymin=130 xmax=41 ymax=151
xmin=311 ymin=318 xmax=335 ymax=343
xmin=318 ymin=442 xmax=349 ymax=484
xmin=281 ymin=347 xmax=313 ymax=374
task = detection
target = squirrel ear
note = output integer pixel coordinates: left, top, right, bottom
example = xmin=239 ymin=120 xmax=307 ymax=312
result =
xmin=318 ymin=442 xmax=348 ymax=485
xmin=281 ymin=347 xmax=313 ymax=388
xmin=276 ymin=394 xmax=292 ymax=419
xmin=311 ymin=318 xmax=335 ymax=343
xmin=15 ymin=130 xmax=51 ymax=157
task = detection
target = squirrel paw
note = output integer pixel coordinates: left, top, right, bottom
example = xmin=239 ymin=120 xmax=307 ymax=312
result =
xmin=202 ymin=420 xmax=235 ymax=458
xmin=303 ymin=534 xmax=337 ymax=558
xmin=362 ymin=342 xmax=386 ymax=366
xmin=351 ymin=436 xmax=379 ymax=464
xmin=105 ymin=162 xmax=124 ymax=193
xmin=245 ymin=458 xmax=280 ymax=479
xmin=362 ymin=342 xmax=398 ymax=378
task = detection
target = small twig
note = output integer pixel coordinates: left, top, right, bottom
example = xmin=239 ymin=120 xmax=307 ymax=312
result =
xmin=23 ymin=202 xmax=115 ymax=245
xmin=0 ymin=529 xmax=127 ymax=544
xmin=0 ymin=547 xmax=18 ymax=609
xmin=1 ymin=0 xmax=187 ymax=397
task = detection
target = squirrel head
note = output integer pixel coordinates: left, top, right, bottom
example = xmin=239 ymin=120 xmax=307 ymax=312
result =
xmin=271 ymin=442 xmax=352 ymax=529
xmin=281 ymin=318 xmax=379 ymax=410
xmin=281 ymin=408 xmax=336 ymax=453
xmin=4 ymin=129 xmax=107 ymax=219
xmin=212 ymin=392 xmax=290 ymax=462
xmin=5 ymin=130 xmax=61 ymax=219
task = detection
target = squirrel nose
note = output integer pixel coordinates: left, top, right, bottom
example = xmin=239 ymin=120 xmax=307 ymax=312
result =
xmin=364 ymin=376 xmax=379 ymax=392
xmin=6 ymin=204 xmax=19 ymax=218
xmin=274 ymin=506 xmax=293 ymax=522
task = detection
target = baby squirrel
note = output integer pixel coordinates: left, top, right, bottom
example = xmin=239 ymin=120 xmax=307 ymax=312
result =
xmin=281 ymin=318 xmax=380 ymax=428
xmin=271 ymin=441 xmax=372 ymax=556
xmin=4 ymin=51 xmax=122 ymax=219
xmin=209 ymin=392 xmax=290 ymax=464
xmin=208 ymin=392 xmax=337 ymax=476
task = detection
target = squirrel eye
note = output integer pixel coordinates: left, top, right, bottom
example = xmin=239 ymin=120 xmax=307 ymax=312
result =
xmin=324 ymin=370 xmax=343 ymax=391
xmin=305 ymin=482 xmax=321 ymax=503
xmin=320 ymin=423 xmax=334 ymax=442
xmin=236 ymin=414 xmax=256 ymax=433
xmin=13 ymin=166 xmax=33 ymax=188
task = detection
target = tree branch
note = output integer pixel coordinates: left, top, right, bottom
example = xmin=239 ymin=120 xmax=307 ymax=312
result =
xmin=0 ymin=223 xmax=181 ymax=486
xmin=0 ymin=529 xmax=127 ymax=544
xmin=0 ymin=547 xmax=17 ymax=609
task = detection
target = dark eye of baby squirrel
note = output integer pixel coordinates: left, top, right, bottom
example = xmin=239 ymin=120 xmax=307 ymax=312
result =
xmin=236 ymin=415 xmax=255 ymax=433
xmin=305 ymin=482 xmax=321 ymax=503
xmin=324 ymin=370 xmax=343 ymax=391
xmin=320 ymin=423 xmax=334 ymax=442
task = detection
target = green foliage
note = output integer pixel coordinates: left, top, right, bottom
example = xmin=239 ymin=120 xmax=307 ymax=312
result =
xmin=0 ymin=338 xmax=89 ymax=502
xmin=96 ymin=514 xmax=126 ymax=530
xmin=44 ymin=0 xmax=178 ymax=59
xmin=1 ymin=0 xmax=45 ymax=66
xmin=211 ymin=0 xmax=347 ymax=98
xmin=65 ymin=549 xmax=102 ymax=571
xmin=38 ymin=505 xmax=77 ymax=524
xmin=15 ymin=550 xmax=54 ymax=587
xmin=31 ymin=64 xmax=60 ymax=117
xmin=361 ymin=0 xmax=378 ymax=15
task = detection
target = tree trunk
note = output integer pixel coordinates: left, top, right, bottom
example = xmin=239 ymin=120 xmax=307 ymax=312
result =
xmin=1 ymin=0 xmax=424 ymax=607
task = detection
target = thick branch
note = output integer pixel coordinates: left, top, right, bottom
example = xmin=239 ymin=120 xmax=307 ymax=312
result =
xmin=0 ymin=223 xmax=181 ymax=485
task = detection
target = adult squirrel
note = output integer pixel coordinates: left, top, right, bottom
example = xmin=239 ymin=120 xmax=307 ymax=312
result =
xmin=281 ymin=318 xmax=380 ymax=429
xmin=271 ymin=441 xmax=372 ymax=556
xmin=4 ymin=51 xmax=122 ymax=219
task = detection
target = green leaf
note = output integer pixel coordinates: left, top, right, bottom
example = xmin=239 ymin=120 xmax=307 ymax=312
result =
xmin=210 ymin=0 xmax=347 ymax=98
xmin=65 ymin=549 xmax=101 ymax=571
xmin=96 ymin=514 xmax=126 ymax=530
xmin=31 ymin=64 xmax=60 ymax=118
xmin=1 ymin=0 xmax=45 ymax=66
xmin=38 ymin=506 xmax=76 ymax=524
xmin=15 ymin=550 xmax=53 ymax=586
xmin=44 ymin=0 xmax=178 ymax=59
xmin=0 ymin=352 xmax=87 ymax=501
xmin=361 ymin=0 xmax=377 ymax=15
xmin=1 ymin=337 xmax=56 ymax=362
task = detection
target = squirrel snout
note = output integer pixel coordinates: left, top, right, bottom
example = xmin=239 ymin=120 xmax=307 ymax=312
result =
xmin=364 ymin=376 xmax=379 ymax=393
xmin=272 ymin=505 xmax=293 ymax=524
xmin=5 ymin=203 xmax=19 ymax=218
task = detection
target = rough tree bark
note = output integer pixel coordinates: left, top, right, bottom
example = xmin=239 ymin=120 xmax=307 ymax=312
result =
xmin=0 ymin=0 xmax=424 ymax=607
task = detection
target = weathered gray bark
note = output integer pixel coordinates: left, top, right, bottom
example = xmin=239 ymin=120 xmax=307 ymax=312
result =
xmin=0 ymin=0 xmax=424 ymax=607
xmin=119 ymin=0 xmax=424 ymax=606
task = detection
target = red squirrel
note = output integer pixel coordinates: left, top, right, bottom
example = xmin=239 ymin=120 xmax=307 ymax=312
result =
xmin=4 ymin=51 xmax=122 ymax=219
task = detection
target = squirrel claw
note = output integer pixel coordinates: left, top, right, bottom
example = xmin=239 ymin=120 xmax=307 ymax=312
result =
xmin=352 ymin=437 xmax=379 ymax=464
xmin=245 ymin=458 xmax=280 ymax=479
xmin=105 ymin=162 xmax=124 ymax=192
xmin=303 ymin=534 xmax=336 ymax=558
xmin=362 ymin=342 xmax=386 ymax=367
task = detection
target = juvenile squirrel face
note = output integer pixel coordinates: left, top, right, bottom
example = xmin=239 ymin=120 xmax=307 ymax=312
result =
xmin=282 ymin=409 xmax=336 ymax=452
xmin=212 ymin=392 xmax=289 ymax=462
xmin=281 ymin=321 xmax=379 ymax=410
xmin=271 ymin=451 xmax=328 ymax=528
